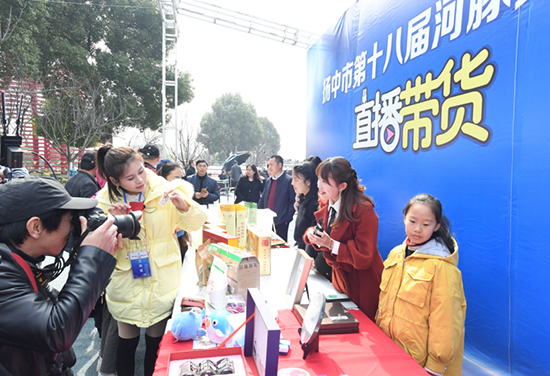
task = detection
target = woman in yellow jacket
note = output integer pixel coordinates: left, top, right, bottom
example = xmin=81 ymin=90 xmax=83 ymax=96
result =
xmin=376 ymin=194 xmax=466 ymax=376
xmin=96 ymin=146 xmax=207 ymax=376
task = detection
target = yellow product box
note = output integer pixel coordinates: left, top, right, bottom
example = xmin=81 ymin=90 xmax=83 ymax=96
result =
xmin=208 ymin=243 xmax=260 ymax=300
xmin=220 ymin=205 xmax=236 ymax=235
xmin=234 ymin=204 xmax=247 ymax=248
xmin=247 ymin=225 xmax=271 ymax=276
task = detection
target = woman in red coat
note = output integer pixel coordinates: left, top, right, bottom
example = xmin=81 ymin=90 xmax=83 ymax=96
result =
xmin=304 ymin=157 xmax=383 ymax=320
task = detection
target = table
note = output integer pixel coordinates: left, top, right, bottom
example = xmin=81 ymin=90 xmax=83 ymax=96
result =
xmin=156 ymin=243 xmax=426 ymax=375
xmin=154 ymin=308 xmax=426 ymax=376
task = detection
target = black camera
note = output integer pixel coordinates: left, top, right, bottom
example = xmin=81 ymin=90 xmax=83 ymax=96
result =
xmin=313 ymin=217 xmax=324 ymax=236
xmin=40 ymin=208 xmax=141 ymax=282
xmin=82 ymin=207 xmax=141 ymax=240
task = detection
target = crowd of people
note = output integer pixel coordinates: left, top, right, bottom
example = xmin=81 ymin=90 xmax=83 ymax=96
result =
xmin=0 ymin=145 xmax=466 ymax=376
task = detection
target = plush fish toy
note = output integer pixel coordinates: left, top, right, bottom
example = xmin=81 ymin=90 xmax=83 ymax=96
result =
xmin=171 ymin=309 xmax=207 ymax=342
xmin=205 ymin=310 xmax=232 ymax=344
xmin=205 ymin=309 xmax=245 ymax=347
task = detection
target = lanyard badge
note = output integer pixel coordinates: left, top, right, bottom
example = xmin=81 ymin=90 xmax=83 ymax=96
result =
xmin=124 ymin=192 xmax=150 ymax=278
xmin=129 ymin=251 xmax=151 ymax=279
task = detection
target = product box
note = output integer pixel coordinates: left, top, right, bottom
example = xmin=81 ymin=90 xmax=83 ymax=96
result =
xmin=245 ymin=288 xmax=280 ymax=376
xmin=244 ymin=202 xmax=258 ymax=225
xmin=221 ymin=204 xmax=247 ymax=248
xmin=167 ymin=346 xmax=250 ymax=376
xmin=220 ymin=205 xmax=237 ymax=235
xmin=234 ymin=204 xmax=247 ymax=248
xmin=202 ymin=227 xmax=239 ymax=248
xmin=208 ymin=243 xmax=260 ymax=300
xmin=247 ymin=225 xmax=271 ymax=276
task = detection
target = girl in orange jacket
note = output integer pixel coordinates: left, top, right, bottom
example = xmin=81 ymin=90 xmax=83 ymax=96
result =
xmin=376 ymin=194 xmax=466 ymax=376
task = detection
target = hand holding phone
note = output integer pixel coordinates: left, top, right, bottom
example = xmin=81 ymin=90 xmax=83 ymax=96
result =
xmin=313 ymin=217 xmax=324 ymax=237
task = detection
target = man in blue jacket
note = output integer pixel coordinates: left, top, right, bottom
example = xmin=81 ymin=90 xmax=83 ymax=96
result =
xmin=258 ymin=155 xmax=295 ymax=242
xmin=187 ymin=160 xmax=220 ymax=206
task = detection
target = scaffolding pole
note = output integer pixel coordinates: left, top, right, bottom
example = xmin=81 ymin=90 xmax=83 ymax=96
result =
xmin=157 ymin=0 xmax=319 ymax=157
xmin=158 ymin=0 xmax=179 ymax=159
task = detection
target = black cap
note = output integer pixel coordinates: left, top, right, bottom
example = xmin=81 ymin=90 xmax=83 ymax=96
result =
xmin=80 ymin=151 xmax=96 ymax=170
xmin=140 ymin=144 xmax=160 ymax=158
xmin=0 ymin=177 xmax=98 ymax=225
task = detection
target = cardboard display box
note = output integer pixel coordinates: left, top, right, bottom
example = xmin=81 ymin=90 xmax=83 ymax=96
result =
xmin=208 ymin=243 xmax=260 ymax=300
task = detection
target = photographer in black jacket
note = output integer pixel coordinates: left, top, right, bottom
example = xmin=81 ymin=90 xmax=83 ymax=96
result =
xmin=0 ymin=177 xmax=122 ymax=376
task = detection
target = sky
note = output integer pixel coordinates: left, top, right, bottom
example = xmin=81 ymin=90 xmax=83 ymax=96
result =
xmin=115 ymin=0 xmax=356 ymax=163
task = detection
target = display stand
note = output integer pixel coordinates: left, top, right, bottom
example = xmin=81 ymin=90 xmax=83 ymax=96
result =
xmin=297 ymin=293 xmax=326 ymax=360
xmin=284 ymin=248 xmax=313 ymax=308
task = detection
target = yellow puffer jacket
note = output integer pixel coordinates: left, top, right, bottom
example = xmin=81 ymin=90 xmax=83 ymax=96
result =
xmin=375 ymin=239 xmax=466 ymax=375
xmin=96 ymin=170 xmax=207 ymax=327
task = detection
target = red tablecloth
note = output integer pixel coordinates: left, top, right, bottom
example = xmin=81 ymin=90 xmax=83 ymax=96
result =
xmin=154 ymin=309 xmax=426 ymax=376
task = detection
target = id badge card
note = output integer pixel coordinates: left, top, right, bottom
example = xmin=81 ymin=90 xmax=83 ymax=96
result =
xmin=129 ymin=251 xmax=152 ymax=279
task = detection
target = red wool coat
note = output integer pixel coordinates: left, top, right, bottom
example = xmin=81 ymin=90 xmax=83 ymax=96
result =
xmin=304 ymin=199 xmax=383 ymax=320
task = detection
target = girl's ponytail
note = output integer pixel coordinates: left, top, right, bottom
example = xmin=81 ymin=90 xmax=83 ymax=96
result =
xmin=96 ymin=144 xmax=111 ymax=184
xmin=433 ymin=213 xmax=455 ymax=252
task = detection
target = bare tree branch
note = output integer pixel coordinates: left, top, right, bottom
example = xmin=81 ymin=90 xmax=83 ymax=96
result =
xmin=0 ymin=3 xmax=27 ymax=46
xmin=117 ymin=128 xmax=162 ymax=151
xmin=36 ymin=72 xmax=130 ymax=176
xmin=167 ymin=113 xmax=205 ymax=167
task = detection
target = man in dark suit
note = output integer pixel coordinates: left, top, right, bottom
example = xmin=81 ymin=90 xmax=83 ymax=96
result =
xmin=258 ymin=155 xmax=295 ymax=242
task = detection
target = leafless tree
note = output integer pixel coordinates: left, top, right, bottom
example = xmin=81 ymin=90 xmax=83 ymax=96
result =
xmin=36 ymin=72 xmax=128 ymax=177
xmin=120 ymin=128 xmax=162 ymax=152
xmin=0 ymin=3 xmax=27 ymax=46
xmin=167 ymin=114 xmax=206 ymax=168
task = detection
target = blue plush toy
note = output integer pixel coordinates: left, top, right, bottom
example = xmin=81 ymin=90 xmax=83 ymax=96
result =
xmin=171 ymin=309 xmax=207 ymax=342
xmin=205 ymin=310 xmax=232 ymax=344
xmin=205 ymin=309 xmax=245 ymax=347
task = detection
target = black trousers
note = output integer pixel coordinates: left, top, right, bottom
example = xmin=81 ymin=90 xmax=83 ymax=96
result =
xmin=275 ymin=221 xmax=289 ymax=243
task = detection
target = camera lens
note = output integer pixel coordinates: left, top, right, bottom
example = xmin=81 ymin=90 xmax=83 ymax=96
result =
xmin=112 ymin=212 xmax=141 ymax=239
xmin=82 ymin=208 xmax=141 ymax=239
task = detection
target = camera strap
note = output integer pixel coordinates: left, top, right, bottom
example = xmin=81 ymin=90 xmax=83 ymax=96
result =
xmin=11 ymin=253 xmax=38 ymax=292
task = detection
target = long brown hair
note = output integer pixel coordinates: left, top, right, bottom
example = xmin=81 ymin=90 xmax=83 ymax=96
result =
xmin=97 ymin=145 xmax=143 ymax=202
xmin=247 ymin=164 xmax=261 ymax=180
xmin=316 ymin=157 xmax=374 ymax=229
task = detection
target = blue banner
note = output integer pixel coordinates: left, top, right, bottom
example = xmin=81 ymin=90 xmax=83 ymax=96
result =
xmin=306 ymin=0 xmax=549 ymax=373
